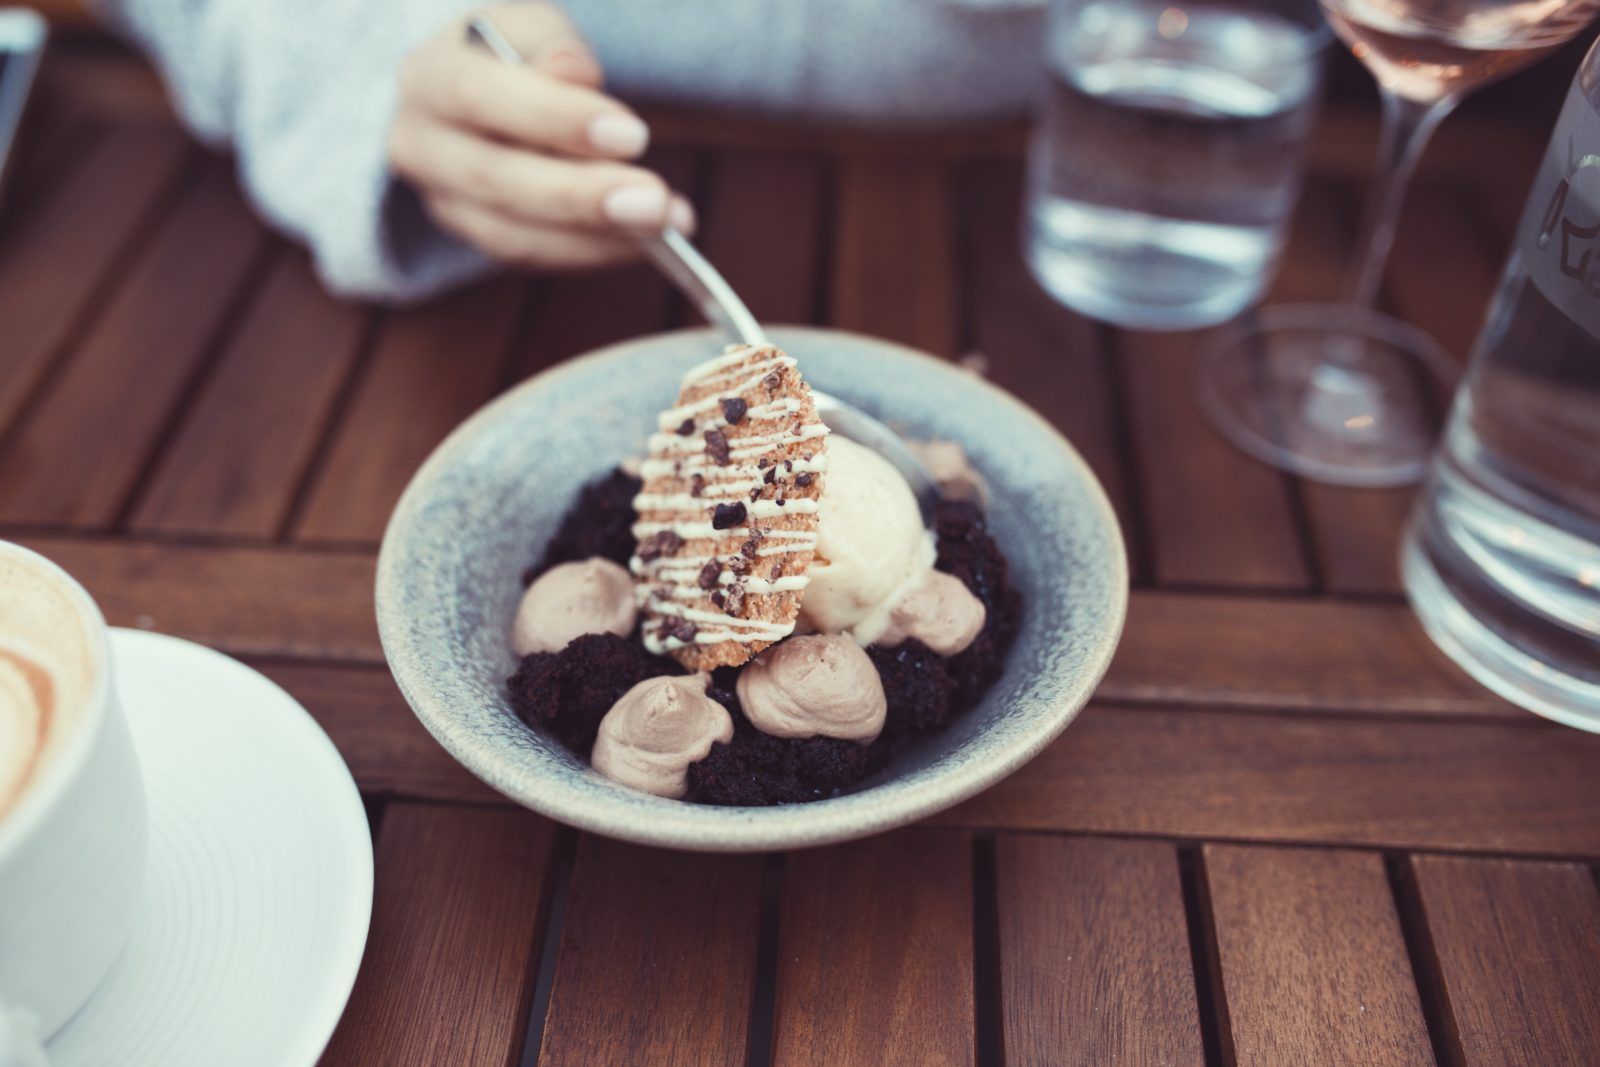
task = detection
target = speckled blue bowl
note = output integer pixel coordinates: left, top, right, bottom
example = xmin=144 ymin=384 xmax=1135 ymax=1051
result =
xmin=376 ymin=326 xmax=1126 ymax=851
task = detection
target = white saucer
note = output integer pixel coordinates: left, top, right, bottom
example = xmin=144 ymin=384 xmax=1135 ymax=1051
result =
xmin=47 ymin=630 xmax=373 ymax=1066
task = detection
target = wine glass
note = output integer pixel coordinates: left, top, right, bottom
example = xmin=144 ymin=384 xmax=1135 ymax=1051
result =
xmin=1196 ymin=0 xmax=1600 ymax=487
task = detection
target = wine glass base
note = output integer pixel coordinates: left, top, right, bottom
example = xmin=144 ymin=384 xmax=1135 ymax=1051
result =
xmin=1194 ymin=304 xmax=1459 ymax=488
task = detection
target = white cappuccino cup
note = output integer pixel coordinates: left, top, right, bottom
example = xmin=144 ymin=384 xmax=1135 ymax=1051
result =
xmin=0 ymin=541 xmax=147 ymax=1040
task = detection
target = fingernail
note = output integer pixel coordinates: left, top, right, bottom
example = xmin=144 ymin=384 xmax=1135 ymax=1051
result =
xmin=538 ymin=40 xmax=601 ymax=84
xmin=668 ymin=196 xmax=696 ymax=234
xmin=589 ymin=113 xmax=650 ymax=158
xmin=603 ymin=184 xmax=670 ymax=228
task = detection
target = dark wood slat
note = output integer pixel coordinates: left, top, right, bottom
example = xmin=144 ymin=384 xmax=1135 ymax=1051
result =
xmin=0 ymin=123 xmax=189 ymax=437
xmin=0 ymin=158 xmax=268 ymax=526
xmin=699 ymin=151 xmax=826 ymax=324
xmin=128 ymin=247 xmax=370 ymax=536
xmin=1272 ymin=177 xmax=1415 ymax=596
xmin=1106 ymin=591 xmax=1517 ymax=719
xmin=538 ymin=837 xmax=761 ymax=1067
xmin=1413 ymin=855 xmax=1600 ymax=1065
xmin=996 ymin=835 xmax=1203 ymax=1066
xmin=944 ymin=705 xmax=1600 ymax=855
xmin=1383 ymin=181 xmax=1503 ymax=366
xmin=963 ymin=161 xmax=1139 ymax=575
xmin=1205 ymin=845 xmax=1433 ymax=1065
xmin=12 ymin=537 xmax=378 ymax=663
xmin=829 ymin=156 xmax=959 ymax=356
xmin=251 ymin=661 xmax=498 ymax=804
xmin=294 ymin=277 xmax=522 ymax=543
xmin=321 ymin=802 xmax=555 ymax=1066
xmin=1 ymin=538 xmax=1515 ymax=718
xmin=35 ymin=50 xmax=173 ymax=123
xmin=774 ymin=829 xmax=974 ymax=1067
xmin=1118 ymin=326 xmax=1312 ymax=590
xmin=19 ymin=535 xmax=1593 ymax=852
xmin=503 ymin=149 xmax=697 ymax=384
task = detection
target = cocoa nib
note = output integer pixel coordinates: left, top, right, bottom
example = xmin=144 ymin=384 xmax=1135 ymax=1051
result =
xmin=638 ymin=530 xmax=684 ymax=562
xmin=724 ymin=585 xmax=746 ymax=614
xmin=763 ymin=467 xmax=776 ymax=485
xmin=712 ymin=501 xmax=747 ymax=529
xmin=749 ymin=487 xmax=760 ymax=503
xmin=675 ymin=418 xmax=695 ymax=436
xmin=796 ymin=472 xmax=814 ymax=488
xmin=704 ymin=429 xmax=731 ymax=466
xmin=739 ymin=538 xmax=759 ymax=559
xmin=720 ymin=397 xmax=748 ymax=425
xmin=697 ymin=560 xmax=721 ymax=590
xmin=762 ymin=371 xmax=782 ymax=391
xmin=660 ymin=617 xmax=698 ymax=644
xmin=690 ymin=474 xmax=706 ymax=497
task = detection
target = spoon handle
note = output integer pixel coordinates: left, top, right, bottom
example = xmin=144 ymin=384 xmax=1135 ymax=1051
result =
xmin=640 ymin=230 xmax=767 ymax=346
xmin=465 ymin=15 xmax=765 ymax=347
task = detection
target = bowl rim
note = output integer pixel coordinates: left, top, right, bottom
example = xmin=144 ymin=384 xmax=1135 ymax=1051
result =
xmin=376 ymin=325 xmax=1128 ymax=852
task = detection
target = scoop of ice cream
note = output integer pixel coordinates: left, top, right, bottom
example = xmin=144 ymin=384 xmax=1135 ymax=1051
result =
xmin=878 ymin=569 xmax=987 ymax=656
xmin=736 ymin=635 xmax=887 ymax=742
xmin=591 ymin=673 xmax=733 ymax=798
xmin=798 ymin=437 xmax=934 ymax=645
xmin=512 ymin=557 xmax=636 ymax=656
xmin=909 ymin=439 xmax=990 ymax=506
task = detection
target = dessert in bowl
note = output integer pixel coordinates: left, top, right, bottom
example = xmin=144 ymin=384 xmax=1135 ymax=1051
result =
xmin=377 ymin=326 xmax=1126 ymax=851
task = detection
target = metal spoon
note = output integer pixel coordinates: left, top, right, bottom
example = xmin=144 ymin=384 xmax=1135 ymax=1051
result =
xmin=465 ymin=15 xmax=939 ymax=508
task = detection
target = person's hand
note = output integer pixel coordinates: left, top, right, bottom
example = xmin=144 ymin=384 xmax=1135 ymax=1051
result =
xmin=389 ymin=3 xmax=691 ymax=271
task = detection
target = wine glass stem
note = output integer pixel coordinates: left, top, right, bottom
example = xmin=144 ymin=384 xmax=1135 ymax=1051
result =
xmin=1340 ymin=89 xmax=1457 ymax=312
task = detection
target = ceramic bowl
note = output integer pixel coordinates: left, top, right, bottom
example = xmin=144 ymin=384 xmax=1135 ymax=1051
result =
xmin=376 ymin=326 xmax=1127 ymax=852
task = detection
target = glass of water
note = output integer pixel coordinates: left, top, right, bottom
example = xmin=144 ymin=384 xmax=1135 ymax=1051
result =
xmin=1024 ymin=0 xmax=1329 ymax=330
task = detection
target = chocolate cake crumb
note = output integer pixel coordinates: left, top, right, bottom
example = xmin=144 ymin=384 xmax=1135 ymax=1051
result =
xmin=507 ymin=634 xmax=679 ymax=754
xmin=740 ymin=538 xmax=759 ymax=559
xmin=769 ymin=562 xmax=782 ymax=579
xmin=675 ymin=418 xmax=695 ymax=436
xmin=690 ymin=474 xmax=705 ymax=497
xmin=749 ymin=487 xmax=761 ymax=503
xmin=704 ymin=429 xmax=731 ymax=466
xmin=932 ymin=500 xmax=1021 ymax=705
xmin=762 ymin=371 xmax=781 ymax=391
xmin=533 ymin=470 xmax=641 ymax=576
xmin=868 ymin=640 xmax=955 ymax=737
xmin=697 ymin=560 xmax=721 ymax=590
xmin=689 ymin=714 xmax=870 ymax=806
xmin=723 ymin=585 xmax=746 ymax=614
xmin=720 ymin=397 xmax=748 ymax=425
xmin=712 ymin=501 xmax=747 ymax=529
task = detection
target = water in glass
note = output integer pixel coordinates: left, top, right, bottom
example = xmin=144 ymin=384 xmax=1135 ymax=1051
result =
xmin=1026 ymin=0 xmax=1324 ymax=329
xmin=1405 ymin=43 xmax=1600 ymax=726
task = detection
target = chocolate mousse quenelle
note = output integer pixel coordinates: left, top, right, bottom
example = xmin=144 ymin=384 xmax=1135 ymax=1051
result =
xmin=507 ymin=342 xmax=1020 ymax=806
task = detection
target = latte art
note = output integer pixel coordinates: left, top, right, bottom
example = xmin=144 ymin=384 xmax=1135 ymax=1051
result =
xmin=0 ymin=547 xmax=96 ymax=824
xmin=0 ymin=648 xmax=54 ymax=819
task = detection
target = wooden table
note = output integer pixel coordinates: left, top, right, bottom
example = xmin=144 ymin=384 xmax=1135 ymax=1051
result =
xmin=8 ymin=48 xmax=1600 ymax=1067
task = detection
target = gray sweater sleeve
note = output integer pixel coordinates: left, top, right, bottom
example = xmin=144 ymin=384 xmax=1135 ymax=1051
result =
xmin=101 ymin=0 xmax=1043 ymax=304
xmin=102 ymin=0 xmax=493 ymax=303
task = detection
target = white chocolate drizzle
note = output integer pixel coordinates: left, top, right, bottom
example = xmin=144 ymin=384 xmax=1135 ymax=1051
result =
xmin=631 ymin=344 xmax=829 ymax=657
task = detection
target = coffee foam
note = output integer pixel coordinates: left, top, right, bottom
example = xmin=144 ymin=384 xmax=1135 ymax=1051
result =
xmin=0 ymin=550 xmax=97 ymax=822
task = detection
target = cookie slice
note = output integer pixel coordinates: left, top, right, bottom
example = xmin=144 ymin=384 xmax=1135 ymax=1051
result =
xmin=631 ymin=343 xmax=829 ymax=670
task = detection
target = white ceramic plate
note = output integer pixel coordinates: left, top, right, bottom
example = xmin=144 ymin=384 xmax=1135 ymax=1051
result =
xmin=46 ymin=630 xmax=372 ymax=1067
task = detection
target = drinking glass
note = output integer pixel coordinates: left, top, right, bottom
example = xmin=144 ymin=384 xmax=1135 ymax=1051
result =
xmin=1197 ymin=0 xmax=1600 ymax=487
xmin=1024 ymin=0 xmax=1329 ymax=330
